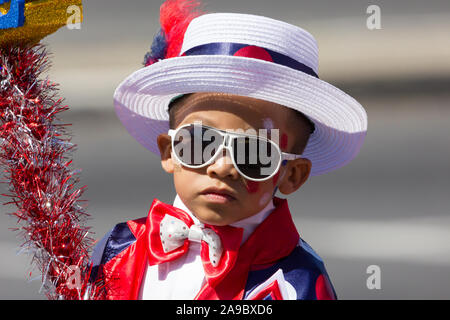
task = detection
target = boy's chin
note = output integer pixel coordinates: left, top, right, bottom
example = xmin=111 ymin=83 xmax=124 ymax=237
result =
xmin=193 ymin=207 xmax=243 ymax=226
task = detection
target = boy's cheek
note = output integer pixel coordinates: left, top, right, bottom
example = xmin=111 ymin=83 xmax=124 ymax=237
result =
xmin=243 ymin=172 xmax=279 ymax=194
xmin=245 ymin=180 xmax=260 ymax=193
xmin=280 ymin=133 xmax=289 ymax=150
xmin=258 ymin=191 xmax=273 ymax=206
xmin=173 ymin=161 xmax=182 ymax=173
xmin=244 ymin=179 xmax=276 ymax=205
xmin=242 ymin=185 xmax=275 ymax=215
xmin=170 ymin=151 xmax=182 ymax=173
xmin=272 ymin=171 xmax=281 ymax=186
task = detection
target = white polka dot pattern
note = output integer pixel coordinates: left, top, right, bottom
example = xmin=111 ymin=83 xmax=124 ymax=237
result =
xmin=160 ymin=214 xmax=223 ymax=267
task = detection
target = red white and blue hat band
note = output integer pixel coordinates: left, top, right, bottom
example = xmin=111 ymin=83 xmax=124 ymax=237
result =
xmin=182 ymin=42 xmax=319 ymax=79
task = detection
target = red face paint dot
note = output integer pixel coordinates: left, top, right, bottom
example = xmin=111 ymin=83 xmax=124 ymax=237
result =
xmin=245 ymin=180 xmax=260 ymax=194
xmin=272 ymin=171 xmax=280 ymax=186
xmin=280 ymin=133 xmax=288 ymax=150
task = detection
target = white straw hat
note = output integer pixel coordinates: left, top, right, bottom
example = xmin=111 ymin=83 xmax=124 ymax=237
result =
xmin=113 ymin=12 xmax=367 ymax=176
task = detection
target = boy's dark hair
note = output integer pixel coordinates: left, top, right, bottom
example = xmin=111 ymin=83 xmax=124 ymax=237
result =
xmin=168 ymin=93 xmax=315 ymax=154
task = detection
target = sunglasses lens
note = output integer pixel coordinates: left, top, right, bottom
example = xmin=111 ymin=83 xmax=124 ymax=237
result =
xmin=232 ymin=136 xmax=281 ymax=180
xmin=172 ymin=124 xmax=223 ymax=166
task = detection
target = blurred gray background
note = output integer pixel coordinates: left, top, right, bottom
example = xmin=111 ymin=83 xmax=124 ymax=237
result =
xmin=1 ymin=0 xmax=450 ymax=299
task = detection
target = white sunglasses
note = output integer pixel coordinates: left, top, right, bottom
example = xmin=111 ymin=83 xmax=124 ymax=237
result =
xmin=168 ymin=123 xmax=303 ymax=181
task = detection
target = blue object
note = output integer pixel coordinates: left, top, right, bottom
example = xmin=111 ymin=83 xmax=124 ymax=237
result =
xmin=0 ymin=0 xmax=25 ymax=30
xmin=183 ymin=42 xmax=320 ymax=78
xmin=143 ymin=29 xmax=168 ymax=66
xmin=89 ymin=221 xmax=337 ymax=300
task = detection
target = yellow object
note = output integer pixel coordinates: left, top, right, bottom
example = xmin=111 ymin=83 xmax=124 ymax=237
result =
xmin=0 ymin=0 xmax=83 ymax=46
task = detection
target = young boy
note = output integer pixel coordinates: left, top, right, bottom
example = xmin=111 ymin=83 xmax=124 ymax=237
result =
xmin=89 ymin=0 xmax=367 ymax=300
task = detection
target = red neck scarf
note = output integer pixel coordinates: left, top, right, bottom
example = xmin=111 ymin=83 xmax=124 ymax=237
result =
xmin=145 ymin=197 xmax=299 ymax=300
xmin=195 ymin=197 xmax=300 ymax=299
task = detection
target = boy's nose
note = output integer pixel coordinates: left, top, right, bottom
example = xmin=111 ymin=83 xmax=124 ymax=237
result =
xmin=206 ymin=149 xmax=240 ymax=180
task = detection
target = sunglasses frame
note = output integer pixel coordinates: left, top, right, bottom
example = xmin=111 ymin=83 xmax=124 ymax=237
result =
xmin=167 ymin=123 xmax=303 ymax=182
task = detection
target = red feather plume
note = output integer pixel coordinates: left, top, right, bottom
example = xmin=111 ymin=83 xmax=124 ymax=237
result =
xmin=160 ymin=0 xmax=205 ymax=59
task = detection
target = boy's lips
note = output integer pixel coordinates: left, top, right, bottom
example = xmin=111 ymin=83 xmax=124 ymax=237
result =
xmin=199 ymin=187 xmax=237 ymax=202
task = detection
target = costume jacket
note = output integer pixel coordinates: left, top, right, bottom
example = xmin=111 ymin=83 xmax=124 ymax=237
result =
xmin=89 ymin=197 xmax=337 ymax=300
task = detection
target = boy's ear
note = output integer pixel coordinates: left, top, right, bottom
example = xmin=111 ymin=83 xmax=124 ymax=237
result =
xmin=277 ymin=158 xmax=312 ymax=195
xmin=157 ymin=134 xmax=175 ymax=174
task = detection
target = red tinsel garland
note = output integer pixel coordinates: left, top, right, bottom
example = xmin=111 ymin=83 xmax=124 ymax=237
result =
xmin=0 ymin=44 xmax=104 ymax=299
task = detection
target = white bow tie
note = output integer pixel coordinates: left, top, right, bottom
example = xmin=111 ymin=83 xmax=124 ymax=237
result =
xmin=159 ymin=214 xmax=223 ymax=267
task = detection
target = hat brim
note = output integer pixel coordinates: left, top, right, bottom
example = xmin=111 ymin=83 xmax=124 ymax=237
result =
xmin=113 ymin=55 xmax=367 ymax=176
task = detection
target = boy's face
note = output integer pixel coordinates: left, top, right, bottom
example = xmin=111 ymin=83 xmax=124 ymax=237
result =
xmin=157 ymin=93 xmax=312 ymax=226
